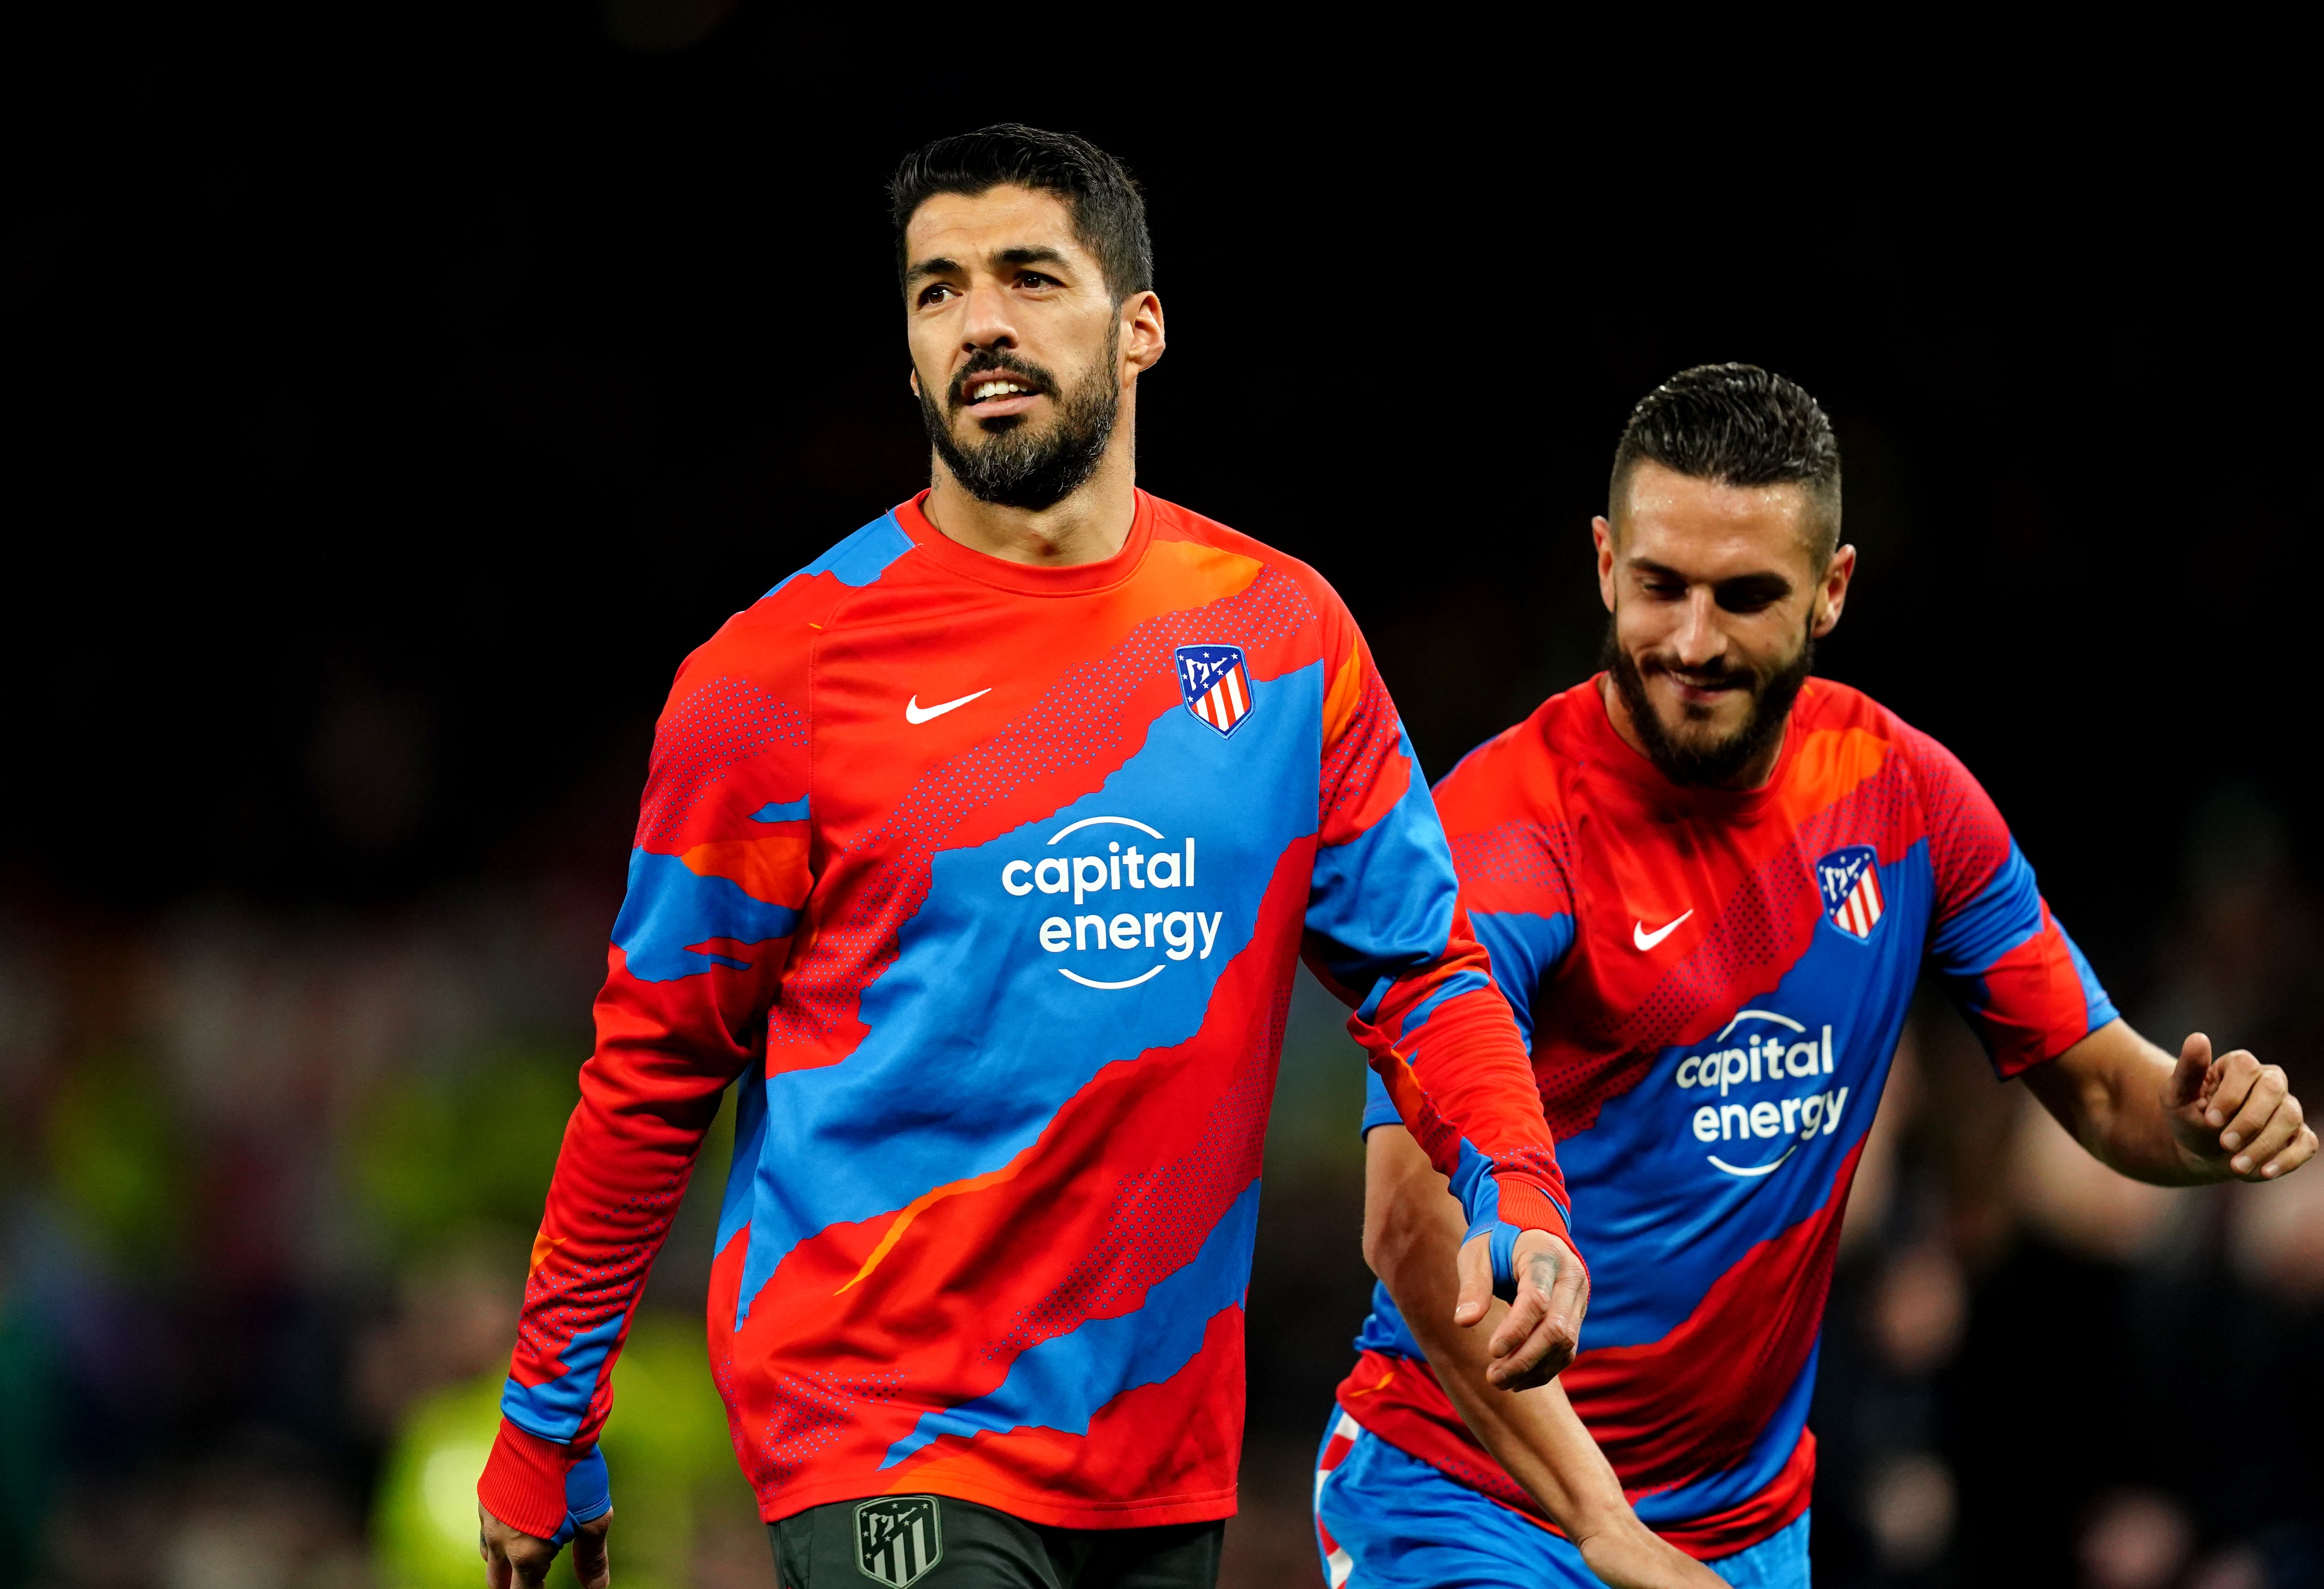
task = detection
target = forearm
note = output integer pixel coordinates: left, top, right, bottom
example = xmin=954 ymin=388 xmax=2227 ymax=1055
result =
xmin=2024 ymin=1019 xmax=2213 ymax=1185
xmin=2024 ymin=1017 xmax=2313 ymax=1186
xmin=1356 ymin=968 xmax=1574 ymax=1237
xmin=510 ymin=1031 xmax=740 ymax=1417
xmin=1364 ymin=1128 xmax=1709 ymax=1584
xmin=484 ymin=1020 xmax=745 ymax=1536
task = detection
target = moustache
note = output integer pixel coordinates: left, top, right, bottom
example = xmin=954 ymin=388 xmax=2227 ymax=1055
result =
xmin=948 ymin=352 xmax=1057 ymax=410
xmin=1640 ymin=655 xmax=1763 ymax=692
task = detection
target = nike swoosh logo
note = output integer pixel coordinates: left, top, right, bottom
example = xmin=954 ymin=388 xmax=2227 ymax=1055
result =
xmin=904 ymin=688 xmax=992 ymax=725
xmin=1632 ymin=910 xmax=1694 ymax=951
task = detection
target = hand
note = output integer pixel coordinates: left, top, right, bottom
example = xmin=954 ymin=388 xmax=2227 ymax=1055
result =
xmin=1455 ymin=1227 xmax=1589 ymax=1389
xmin=2166 ymin=1033 xmax=2315 ymax=1181
xmin=480 ymin=1502 xmax=611 ymax=1589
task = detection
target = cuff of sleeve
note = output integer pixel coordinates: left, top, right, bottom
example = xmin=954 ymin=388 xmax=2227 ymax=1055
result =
xmin=478 ymin=1417 xmax=573 ymax=1541
xmin=1490 ymin=1180 xmax=1583 ymax=1273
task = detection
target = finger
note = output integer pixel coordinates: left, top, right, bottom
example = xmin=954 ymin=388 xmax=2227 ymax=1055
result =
xmin=2234 ymin=1094 xmax=2305 ymax=1178
xmin=1487 ymin=1240 xmax=1582 ymax=1388
xmin=2203 ymin=1049 xmax=2260 ymax=1131
xmin=2170 ymin=1032 xmax=2211 ymax=1109
xmin=1521 ymin=1246 xmax=1587 ymax=1378
xmin=573 ymin=1516 xmax=613 ymax=1589
xmin=1548 ymin=1247 xmax=1590 ymax=1346
xmin=2219 ymin=1064 xmax=2284 ymax=1155
xmin=1454 ymin=1232 xmax=1492 ymax=1328
xmin=1490 ymin=1293 xmax=1581 ymax=1389
xmin=483 ymin=1540 xmax=512 ymax=1589
xmin=1486 ymin=1278 xmax=1553 ymax=1387
xmin=2264 ymin=1125 xmax=2319 ymax=1178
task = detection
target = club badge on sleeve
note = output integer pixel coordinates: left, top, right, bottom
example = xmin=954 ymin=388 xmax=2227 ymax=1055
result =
xmin=1174 ymin=644 xmax=1254 ymax=738
xmin=1816 ymin=845 xmax=1885 ymax=939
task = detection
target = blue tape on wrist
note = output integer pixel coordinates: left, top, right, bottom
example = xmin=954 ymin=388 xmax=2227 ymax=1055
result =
xmin=1449 ymin=1144 xmax=1521 ymax=1297
xmin=1464 ymin=1214 xmax=1523 ymax=1300
xmin=547 ymin=1446 xmax=612 ymax=1547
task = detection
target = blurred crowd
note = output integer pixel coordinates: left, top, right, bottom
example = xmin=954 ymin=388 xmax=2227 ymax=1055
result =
xmin=1 ymin=779 xmax=2317 ymax=1589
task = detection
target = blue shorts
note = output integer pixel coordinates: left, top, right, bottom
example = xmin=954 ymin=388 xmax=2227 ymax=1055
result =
xmin=1311 ymin=1411 xmax=1809 ymax=1589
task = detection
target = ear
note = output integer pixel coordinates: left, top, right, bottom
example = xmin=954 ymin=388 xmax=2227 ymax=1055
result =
xmin=1812 ymin=543 xmax=1857 ymax=637
xmin=908 ymin=367 xmax=921 ymax=398
xmin=1121 ymin=290 xmax=1166 ymax=379
xmin=1592 ymin=516 xmax=1618 ymax=614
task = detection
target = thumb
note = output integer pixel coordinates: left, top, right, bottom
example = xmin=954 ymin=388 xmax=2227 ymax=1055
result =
xmin=1454 ymin=1231 xmax=1493 ymax=1328
xmin=2171 ymin=1032 xmax=2213 ymax=1110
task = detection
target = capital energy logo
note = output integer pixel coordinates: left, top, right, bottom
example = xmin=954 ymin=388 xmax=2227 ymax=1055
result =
xmin=999 ymin=814 xmax=1221 ymax=990
xmin=1667 ymin=1009 xmax=1852 ymax=1178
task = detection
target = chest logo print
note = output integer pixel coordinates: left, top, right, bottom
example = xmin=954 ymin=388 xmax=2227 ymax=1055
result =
xmin=1816 ymin=845 xmax=1885 ymax=940
xmin=905 ymin=687 xmax=991 ymax=724
xmin=1175 ymin=644 xmax=1254 ymax=737
xmin=1632 ymin=910 xmax=1693 ymax=951
xmin=998 ymin=814 xmax=1222 ymax=991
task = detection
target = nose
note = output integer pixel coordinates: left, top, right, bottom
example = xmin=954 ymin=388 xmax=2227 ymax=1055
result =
xmin=958 ymin=279 xmax=1018 ymax=357
xmin=1669 ymin=588 xmax=1727 ymax=669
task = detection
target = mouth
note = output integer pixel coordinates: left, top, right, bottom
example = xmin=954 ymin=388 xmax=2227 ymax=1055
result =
xmin=955 ymin=372 xmax=1048 ymax=418
xmin=1649 ymin=665 xmax=1752 ymax=709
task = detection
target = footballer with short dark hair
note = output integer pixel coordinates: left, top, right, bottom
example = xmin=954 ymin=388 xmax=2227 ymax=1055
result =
xmin=1311 ymin=364 xmax=2316 ymax=1587
xmin=470 ymin=125 xmax=1616 ymax=1589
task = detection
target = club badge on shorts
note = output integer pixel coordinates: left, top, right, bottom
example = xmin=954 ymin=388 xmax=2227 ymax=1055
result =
xmin=1816 ymin=845 xmax=1885 ymax=940
xmin=1175 ymin=644 xmax=1254 ymax=737
xmin=854 ymin=1496 xmax=942 ymax=1586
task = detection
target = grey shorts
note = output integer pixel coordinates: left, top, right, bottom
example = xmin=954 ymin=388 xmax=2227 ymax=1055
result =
xmin=769 ymin=1494 xmax=1223 ymax=1589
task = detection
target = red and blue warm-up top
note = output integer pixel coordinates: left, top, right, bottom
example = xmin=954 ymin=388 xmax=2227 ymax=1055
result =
xmin=477 ymin=490 xmax=1573 ymax=1536
xmin=1337 ymin=676 xmax=2116 ymax=1558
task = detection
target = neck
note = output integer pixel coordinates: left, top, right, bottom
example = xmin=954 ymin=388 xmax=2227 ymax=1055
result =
xmin=923 ymin=408 xmax=1139 ymax=569
xmin=1599 ymin=673 xmax=1789 ymax=792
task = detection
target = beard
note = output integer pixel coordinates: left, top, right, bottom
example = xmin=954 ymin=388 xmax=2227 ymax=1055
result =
xmin=1604 ymin=617 xmax=1815 ymax=788
xmin=917 ymin=331 xmax=1120 ymax=511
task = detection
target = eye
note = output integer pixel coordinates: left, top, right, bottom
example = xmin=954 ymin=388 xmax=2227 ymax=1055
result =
xmin=1016 ymin=271 xmax=1059 ymax=289
xmin=916 ymin=282 xmax=957 ymax=307
xmin=1714 ymin=580 xmax=1789 ymax=614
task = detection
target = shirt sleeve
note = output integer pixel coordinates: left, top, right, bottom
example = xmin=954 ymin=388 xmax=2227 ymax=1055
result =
xmin=478 ymin=647 xmax=812 ymax=1537
xmin=1299 ymin=615 xmax=1575 ymax=1253
xmin=1361 ymin=807 xmax=1577 ymax=1132
xmin=1909 ymin=726 xmax=2117 ymax=1078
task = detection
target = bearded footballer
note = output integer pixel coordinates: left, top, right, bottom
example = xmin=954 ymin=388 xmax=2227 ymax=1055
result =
xmin=472 ymin=125 xmax=1602 ymax=1589
xmin=1311 ymin=365 xmax=2316 ymax=1588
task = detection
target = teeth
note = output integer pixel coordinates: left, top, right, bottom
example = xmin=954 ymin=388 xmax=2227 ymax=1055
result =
xmin=971 ymin=380 xmax=1028 ymax=400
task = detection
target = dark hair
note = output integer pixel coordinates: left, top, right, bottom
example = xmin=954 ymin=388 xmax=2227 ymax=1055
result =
xmin=889 ymin=124 xmax=1154 ymax=305
xmin=1610 ymin=363 xmax=1842 ymax=561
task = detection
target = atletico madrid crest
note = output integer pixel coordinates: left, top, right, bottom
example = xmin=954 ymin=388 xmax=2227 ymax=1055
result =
xmin=1175 ymin=644 xmax=1255 ymax=738
xmin=1816 ymin=845 xmax=1885 ymax=940
xmin=854 ymin=1496 xmax=942 ymax=1587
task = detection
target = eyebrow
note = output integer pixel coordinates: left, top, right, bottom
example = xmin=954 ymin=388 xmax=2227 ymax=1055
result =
xmin=1629 ymin=557 xmax=1795 ymax=596
xmin=904 ymin=244 xmax=1074 ymax=288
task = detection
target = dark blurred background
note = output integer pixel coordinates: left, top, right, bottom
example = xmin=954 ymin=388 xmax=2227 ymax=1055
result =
xmin=3 ymin=8 xmax=2318 ymax=1588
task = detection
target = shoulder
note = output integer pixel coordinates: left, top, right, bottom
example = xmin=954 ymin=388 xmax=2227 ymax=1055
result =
xmin=757 ymin=508 xmax=920 ymax=616
xmin=1435 ymin=685 xmax=1593 ymax=836
xmin=666 ymin=507 xmax=920 ymax=704
xmin=1799 ymin=680 xmax=1979 ymax=794
xmin=1787 ymin=681 xmax=2006 ymax=872
xmin=1145 ymin=493 xmax=1346 ymax=629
